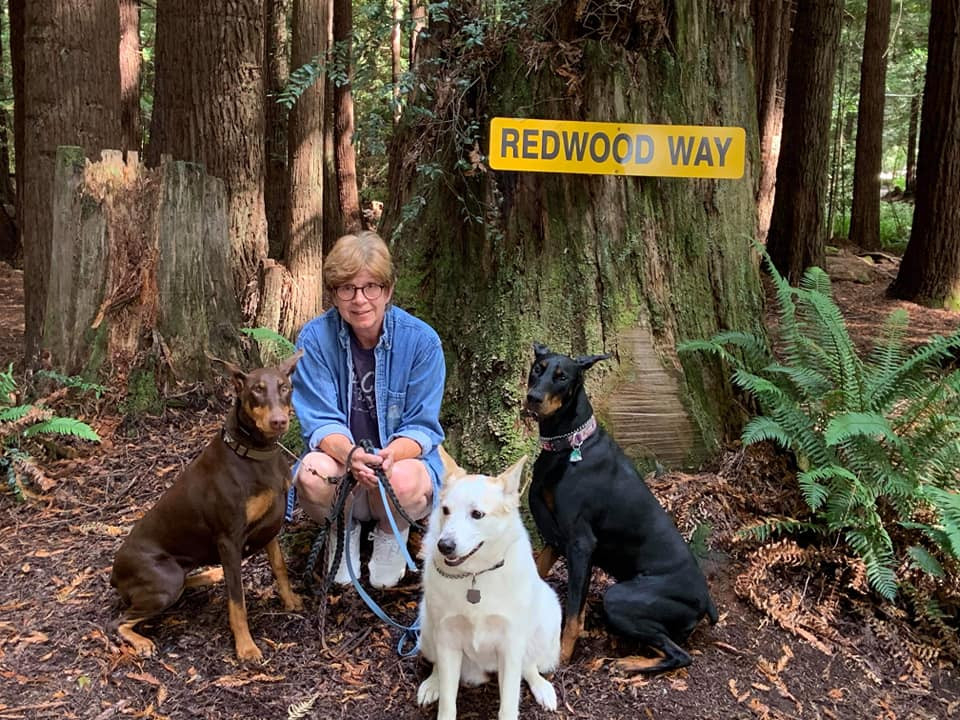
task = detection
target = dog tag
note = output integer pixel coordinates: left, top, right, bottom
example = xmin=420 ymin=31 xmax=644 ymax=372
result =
xmin=569 ymin=446 xmax=583 ymax=463
xmin=466 ymin=588 xmax=481 ymax=604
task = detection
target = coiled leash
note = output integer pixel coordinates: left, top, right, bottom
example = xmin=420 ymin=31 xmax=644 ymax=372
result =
xmin=301 ymin=442 xmax=423 ymax=655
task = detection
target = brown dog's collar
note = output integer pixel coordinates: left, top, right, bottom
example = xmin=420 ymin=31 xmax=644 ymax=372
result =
xmin=539 ymin=415 xmax=597 ymax=462
xmin=221 ymin=428 xmax=281 ymax=461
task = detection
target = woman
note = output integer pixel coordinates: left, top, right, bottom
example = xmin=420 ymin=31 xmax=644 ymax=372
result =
xmin=292 ymin=231 xmax=446 ymax=589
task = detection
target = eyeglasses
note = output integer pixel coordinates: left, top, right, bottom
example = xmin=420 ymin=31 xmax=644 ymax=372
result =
xmin=335 ymin=282 xmax=386 ymax=301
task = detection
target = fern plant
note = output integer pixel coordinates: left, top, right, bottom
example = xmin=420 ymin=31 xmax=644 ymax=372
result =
xmin=1 ymin=364 xmax=102 ymax=500
xmin=679 ymin=252 xmax=960 ymax=601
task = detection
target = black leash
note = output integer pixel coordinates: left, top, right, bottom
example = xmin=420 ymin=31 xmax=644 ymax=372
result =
xmin=359 ymin=439 xmax=425 ymax=533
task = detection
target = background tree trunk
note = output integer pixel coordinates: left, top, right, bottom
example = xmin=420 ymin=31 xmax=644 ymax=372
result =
xmin=0 ymin=3 xmax=18 ymax=267
xmin=848 ymin=0 xmax=891 ymax=252
xmin=265 ymin=0 xmax=291 ymax=259
xmin=119 ymin=0 xmax=141 ymax=158
xmin=409 ymin=0 xmax=426 ymax=65
xmin=888 ymin=0 xmax=960 ymax=308
xmin=44 ymin=149 xmax=245 ymax=386
xmin=391 ymin=0 xmax=402 ymax=126
xmin=382 ymin=2 xmax=763 ymax=469
xmin=146 ymin=0 xmax=268 ymax=319
xmin=9 ymin=0 xmax=24 ymax=269
xmin=753 ymin=0 xmax=793 ymax=243
xmin=905 ymin=80 xmax=920 ymax=194
xmin=766 ymin=0 xmax=844 ymax=283
xmin=259 ymin=0 xmax=327 ymax=338
xmin=333 ymin=0 xmax=361 ymax=233
xmin=21 ymin=0 xmax=122 ymax=363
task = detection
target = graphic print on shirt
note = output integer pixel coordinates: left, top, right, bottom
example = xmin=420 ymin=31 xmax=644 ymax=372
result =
xmin=350 ymin=338 xmax=379 ymax=444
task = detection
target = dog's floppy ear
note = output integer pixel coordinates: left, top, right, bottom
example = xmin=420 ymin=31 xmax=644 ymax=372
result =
xmin=277 ymin=349 xmax=304 ymax=377
xmin=208 ymin=354 xmax=247 ymax=394
xmin=533 ymin=342 xmax=551 ymax=359
xmin=438 ymin=445 xmax=468 ymax=484
xmin=575 ymin=352 xmax=611 ymax=371
xmin=496 ymin=455 xmax=527 ymax=496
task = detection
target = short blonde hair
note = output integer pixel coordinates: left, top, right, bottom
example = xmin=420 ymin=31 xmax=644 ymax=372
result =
xmin=323 ymin=231 xmax=396 ymax=292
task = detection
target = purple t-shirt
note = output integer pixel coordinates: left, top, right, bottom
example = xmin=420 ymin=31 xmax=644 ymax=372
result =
xmin=349 ymin=333 xmax=380 ymax=446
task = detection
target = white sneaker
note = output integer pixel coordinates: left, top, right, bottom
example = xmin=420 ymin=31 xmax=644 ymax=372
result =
xmin=368 ymin=526 xmax=410 ymax=589
xmin=325 ymin=521 xmax=361 ymax=586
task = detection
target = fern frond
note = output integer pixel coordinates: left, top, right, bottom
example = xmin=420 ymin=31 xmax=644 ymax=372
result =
xmin=741 ymin=416 xmax=791 ymax=449
xmin=277 ymin=55 xmax=325 ymax=109
xmin=34 ymin=370 xmax=106 ymax=398
xmin=824 ymin=412 xmax=899 ymax=448
xmin=737 ymin=517 xmax=818 ymax=543
xmin=797 ymin=466 xmax=856 ymax=512
xmin=765 ymin=364 xmax=833 ymax=399
xmin=906 ymin=545 xmax=945 ymax=578
xmin=0 ymin=405 xmax=33 ymax=422
xmin=240 ymin=327 xmax=297 ymax=356
xmin=676 ymin=339 xmax=739 ymax=367
xmin=23 ymin=417 xmax=101 ymax=441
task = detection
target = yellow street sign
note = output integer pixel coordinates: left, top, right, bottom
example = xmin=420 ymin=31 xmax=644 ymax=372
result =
xmin=488 ymin=117 xmax=745 ymax=179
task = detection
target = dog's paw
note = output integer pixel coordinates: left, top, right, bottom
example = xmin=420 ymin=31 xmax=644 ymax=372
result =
xmin=236 ymin=641 xmax=264 ymax=663
xmin=528 ymin=675 xmax=557 ymax=711
xmin=285 ymin=592 xmax=305 ymax=612
xmin=417 ymin=673 xmax=440 ymax=707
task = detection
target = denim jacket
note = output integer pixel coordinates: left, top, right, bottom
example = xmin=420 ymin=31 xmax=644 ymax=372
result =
xmin=292 ymin=305 xmax=446 ymax=484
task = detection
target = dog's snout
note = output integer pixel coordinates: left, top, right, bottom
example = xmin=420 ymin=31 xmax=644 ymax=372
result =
xmin=525 ymin=391 xmax=542 ymax=406
xmin=437 ymin=537 xmax=456 ymax=557
xmin=269 ymin=415 xmax=289 ymax=432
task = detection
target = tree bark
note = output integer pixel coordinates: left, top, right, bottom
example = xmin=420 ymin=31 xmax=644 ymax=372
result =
xmin=753 ymin=0 xmax=793 ymax=242
xmin=391 ymin=0 xmax=402 ymax=126
xmin=265 ymin=0 xmax=291 ymax=259
xmin=766 ymin=0 xmax=844 ymax=283
xmin=0 ymin=3 xmax=18 ymax=267
xmin=276 ymin=0 xmax=327 ymax=336
xmin=382 ymin=2 xmax=763 ymax=469
xmin=333 ymin=0 xmax=361 ymax=233
xmin=888 ymin=0 xmax=960 ymax=308
xmin=848 ymin=0 xmax=891 ymax=252
xmin=905 ymin=81 xmax=920 ymax=194
xmin=146 ymin=0 xmax=268 ymax=319
xmin=21 ymin=0 xmax=122 ymax=362
xmin=409 ymin=0 xmax=426 ymax=66
xmin=119 ymin=0 xmax=141 ymax=157
xmin=44 ymin=149 xmax=245 ymax=383
xmin=7 ymin=0 xmax=26 ymax=268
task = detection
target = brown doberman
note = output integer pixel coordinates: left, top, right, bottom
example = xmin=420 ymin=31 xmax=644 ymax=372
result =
xmin=110 ymin=351 xmax=305 ymax=661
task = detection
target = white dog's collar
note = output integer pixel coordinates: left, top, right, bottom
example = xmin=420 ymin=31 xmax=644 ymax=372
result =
xmin=433 ymin=559 xmax=505 ymax=604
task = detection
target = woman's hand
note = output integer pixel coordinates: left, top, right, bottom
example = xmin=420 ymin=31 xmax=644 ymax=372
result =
xmin=347 ymin=445 xmax=383 ymax=489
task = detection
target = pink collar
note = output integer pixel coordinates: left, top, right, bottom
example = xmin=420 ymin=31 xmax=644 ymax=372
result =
xmin=539 ymin=415 xmax=598 ymax=458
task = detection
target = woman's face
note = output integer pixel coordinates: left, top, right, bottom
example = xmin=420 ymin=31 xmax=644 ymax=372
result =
xmin=332 ymin=268 xmax=394 ymax=344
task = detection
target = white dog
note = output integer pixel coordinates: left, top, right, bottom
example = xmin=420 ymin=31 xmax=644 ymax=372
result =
xmin=417 ymin=449 xmax=561 ymax=720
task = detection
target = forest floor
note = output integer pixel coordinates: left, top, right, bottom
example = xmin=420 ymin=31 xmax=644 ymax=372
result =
xmin=1 ymin=246 xmax=959 ymax=720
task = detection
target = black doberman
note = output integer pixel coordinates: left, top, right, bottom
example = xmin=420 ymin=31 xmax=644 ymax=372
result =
xmin=110 ymin=351 xmax=305 ymax=661
xmin=524 ymin=343 xmax=717 ymax=671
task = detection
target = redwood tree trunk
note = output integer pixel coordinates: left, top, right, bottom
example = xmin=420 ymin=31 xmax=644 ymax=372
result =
xmin=905 ymin=83 xmax=920 ymax=194
xmin=146 ymin=0 xmax=268 ymax=318
xmin=21 ymin=0 xmax=122 ymax=362
xmin=0 ymin=5 xmax=18 ymax=266
xmin=766 ymin=0 xmax=844 ymax=283
xmin=282 ymin=0 xmax=327 ymax=335
xmin=382 ymin=2 xmax=763 ymax=469
xmin=8 ymin=0 xmax=25 ymax=269
xmin=753 ymin=0 xmax=793 ymax=242
xmin=265 ymin=0 xmax=291 ymax=258
xmin=888 ymin=0 xmax=960 ymax=308
xmin=119 ymin=0 xmax=141 ymax=157
xmin=848 ymin=0 xmax=891 ymax=251
xmin=333 ymin=0 xmax=361 ymax=233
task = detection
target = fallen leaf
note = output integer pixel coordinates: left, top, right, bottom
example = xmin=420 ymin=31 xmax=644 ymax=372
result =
xmin=126 ymin=672 xmax=162 ymax=686
xmin=213 ymin=672 xmax=284 ymax=688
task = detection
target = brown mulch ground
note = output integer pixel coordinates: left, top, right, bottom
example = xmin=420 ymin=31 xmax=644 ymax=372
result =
xmin=1 ymin=255 xmax=959 ymax=720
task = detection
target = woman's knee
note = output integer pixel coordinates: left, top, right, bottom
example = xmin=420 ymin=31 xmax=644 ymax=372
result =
xmin=387 ymin=459 xmax=433 ymax=509
xmin=296 ymin=451 xmax=341 ymax=505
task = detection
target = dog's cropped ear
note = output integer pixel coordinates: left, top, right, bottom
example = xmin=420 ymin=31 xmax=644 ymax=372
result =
xmin=496 ymin=455 xmax=527 ymax=496
xmin=208 ymin=354 xmax=247 ymax=394
xmin=277 ymin=349 xmax=304 ymax=377
xmin=532 ymin=342 xmax=551 ymax=360
xmin=575 ymin=352 xmax=611 ymax=371
xmin=438 ymin=445 xmax=468 ymax=484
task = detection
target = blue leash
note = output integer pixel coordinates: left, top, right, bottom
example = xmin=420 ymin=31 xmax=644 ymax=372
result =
xmin=287 ymin=454 xmax=421 ymax=656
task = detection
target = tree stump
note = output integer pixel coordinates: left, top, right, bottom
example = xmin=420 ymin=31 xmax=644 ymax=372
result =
xmin=43 ymin=147 xmax=247 ymax=393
